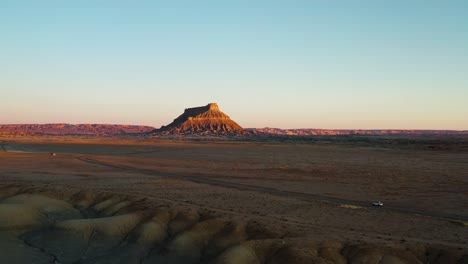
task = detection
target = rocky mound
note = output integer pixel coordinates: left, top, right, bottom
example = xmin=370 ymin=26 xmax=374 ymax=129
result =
xmin=156 ymin=103 xmax=245 ymax=135
xmin=1 ymin=186 xmax=467 ymax=264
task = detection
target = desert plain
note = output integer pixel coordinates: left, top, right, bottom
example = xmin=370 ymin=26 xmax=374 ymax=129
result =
xmin=0 ymin=136 xmax=467 ymax=263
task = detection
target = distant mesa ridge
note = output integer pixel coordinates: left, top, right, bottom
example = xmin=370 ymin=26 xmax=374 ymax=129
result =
xmin=0 ymin=105 xmax=467 ymax=136
xmin=0 ymin=124 xmax=154 ymax=136
xmin=156 ymin=103 xmax=245 ymax=135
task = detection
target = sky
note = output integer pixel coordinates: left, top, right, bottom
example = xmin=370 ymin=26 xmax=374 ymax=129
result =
xmin=1 ymin=1 xmax=467 ymax=129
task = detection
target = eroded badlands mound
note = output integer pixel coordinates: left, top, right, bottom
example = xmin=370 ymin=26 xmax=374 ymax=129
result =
xmin=1 ymin=185 xmax=466 ymax=264
xmin=156 ymin=103 xmax=245 ymax=135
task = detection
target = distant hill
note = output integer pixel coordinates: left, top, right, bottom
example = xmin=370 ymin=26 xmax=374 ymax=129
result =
xmin=153 ymin=103 xmax=246 ymax=135
xmin=0 ymin=124 xmax=155 ymax=136
xmin=1 ymin=119 xmax=466 ymax=137
xmin=250 ymin=128 xmax=468 ymax=136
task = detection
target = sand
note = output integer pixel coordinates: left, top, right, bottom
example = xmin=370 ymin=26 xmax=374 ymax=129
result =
xmin=0 ymin=136 xmax=467 ymax=263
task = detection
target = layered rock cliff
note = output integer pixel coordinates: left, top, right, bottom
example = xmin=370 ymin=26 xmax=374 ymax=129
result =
xmin=156 ymin=103 xmax=245 ymax=135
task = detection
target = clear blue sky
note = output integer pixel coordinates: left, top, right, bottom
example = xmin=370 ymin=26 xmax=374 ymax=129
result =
xmin=1 ymin=1 xmax=467 ymax=129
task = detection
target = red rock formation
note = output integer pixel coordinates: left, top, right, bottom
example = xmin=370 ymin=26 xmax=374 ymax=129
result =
xmin=0 ymin=124 xmax=155 ymax=136
xmin=250 ymin=128 xmax=468 ymax=136
xmin=157 ymin=103 xmax=245 ymax=135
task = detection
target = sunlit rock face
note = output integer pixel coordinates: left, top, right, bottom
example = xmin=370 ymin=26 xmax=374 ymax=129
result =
xmin=157 ymin=103 xmax=246 ymax=135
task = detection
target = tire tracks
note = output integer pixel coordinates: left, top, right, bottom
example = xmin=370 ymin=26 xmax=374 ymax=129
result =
xmin=75 ymin=156 xmax=468 ymax=223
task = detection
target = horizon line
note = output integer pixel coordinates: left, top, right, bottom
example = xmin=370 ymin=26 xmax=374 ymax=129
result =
xmin=0 ymin=123 xmax=466 ymax=132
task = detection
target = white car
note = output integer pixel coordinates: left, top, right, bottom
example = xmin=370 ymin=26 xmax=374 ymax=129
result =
xmin=372 ymin=201 xmax=383 ymax=206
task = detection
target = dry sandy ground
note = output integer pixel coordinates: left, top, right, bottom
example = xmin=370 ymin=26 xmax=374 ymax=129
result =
xmin=0 ymin=136 xmax=467 ymax=263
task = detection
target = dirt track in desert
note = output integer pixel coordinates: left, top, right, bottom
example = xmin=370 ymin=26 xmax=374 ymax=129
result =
xmin=0 ymin=137 xmax=467 ymax=263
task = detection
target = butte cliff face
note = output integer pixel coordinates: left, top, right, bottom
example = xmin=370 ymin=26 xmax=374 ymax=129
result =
xmin=157 ymin=103 xmax=245 ymax=135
